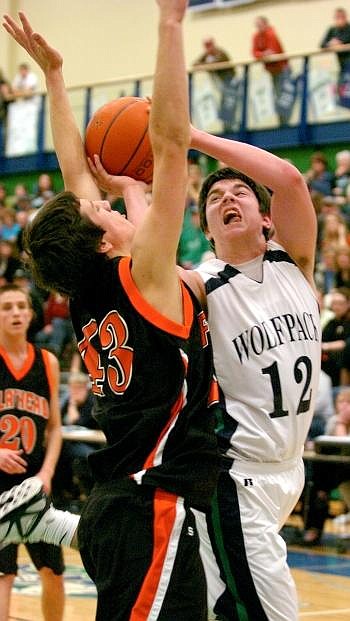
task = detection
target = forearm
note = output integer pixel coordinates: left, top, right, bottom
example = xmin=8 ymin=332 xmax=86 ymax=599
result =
xmin=252 ymin=47 xmax=264 ymax=60
xmin=123 ymin=184 xmax=148 ymax=227
xmin=137 ymin=2 xmax=190 ymax=267
xmin=39 ymin=425 xmax=62 ymax=480
xmin=190 ymin=127 xmax=297 ymax=192
xmin=151 ymin=14 xmax=189 ymax=155
xmin=45 ymin=69 xmax=100 ymax=198
xmin=322 ymin=340 xmax=346 ymax=352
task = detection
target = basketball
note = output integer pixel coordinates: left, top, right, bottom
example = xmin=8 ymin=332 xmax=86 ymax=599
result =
xmin=85 ymin=96 xmax=153 ymax=184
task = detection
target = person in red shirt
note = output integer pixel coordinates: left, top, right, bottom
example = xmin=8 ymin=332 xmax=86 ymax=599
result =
xmin=34 ymin=292 xmax=74 ymax=358
xmin=252 ymin=16 xmax=295 ymax=126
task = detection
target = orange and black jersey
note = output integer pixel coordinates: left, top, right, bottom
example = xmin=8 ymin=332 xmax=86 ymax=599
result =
xmin=70 ymin=256 xmax=219 ymax=510
xmin=0 ymin=344 xmax=53 ymax=490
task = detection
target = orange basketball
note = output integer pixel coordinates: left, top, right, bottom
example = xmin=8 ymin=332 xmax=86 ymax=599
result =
xmin=85 ymin=96 xmax=153 ymax=184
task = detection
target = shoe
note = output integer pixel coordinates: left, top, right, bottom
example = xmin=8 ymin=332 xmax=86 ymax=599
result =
xmin=333 ymin=512 xmax=350 ymax=526
xmin=0 ymin=476 xmax=49 ymax=545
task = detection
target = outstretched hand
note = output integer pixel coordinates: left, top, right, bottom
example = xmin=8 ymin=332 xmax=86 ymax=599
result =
xmin=88 ymin=154 xmax=149 ymax=197
xmin=3 ymin=12 xmax=62 ymax=74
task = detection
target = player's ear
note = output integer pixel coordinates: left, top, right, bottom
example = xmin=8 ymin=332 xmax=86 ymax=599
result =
xmin=262 ymin=214 xmax=272 ymax=227
xmin=205 ymin=228 xmax=213 ymax=243
xmin=97 ymin=238 xmax=113 ymax=254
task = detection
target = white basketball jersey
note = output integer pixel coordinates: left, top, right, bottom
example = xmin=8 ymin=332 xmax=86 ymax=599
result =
xmin=196 ymin=240 xmax=321 ymax=463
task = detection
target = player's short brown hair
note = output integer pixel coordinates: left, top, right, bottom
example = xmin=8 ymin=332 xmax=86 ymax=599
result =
xmin=23 ymin=191 xmax=106 ymax=298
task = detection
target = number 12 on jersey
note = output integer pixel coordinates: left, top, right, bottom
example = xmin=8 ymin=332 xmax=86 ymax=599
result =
xmin=262 ymin=356 xmax=312 ymax=418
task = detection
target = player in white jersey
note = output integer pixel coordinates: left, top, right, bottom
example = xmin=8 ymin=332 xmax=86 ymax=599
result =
xmin=179 ymin=130 xmax=321 ymax=620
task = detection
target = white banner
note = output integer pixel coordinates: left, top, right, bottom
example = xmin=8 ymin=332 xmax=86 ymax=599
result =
xmin=308 ymin=68 xmax=337 ymax=120
xmin=249 ymin=75 xmax=275 ymax=126
xmin=5 ymin=97 xmax=41 ymax=157
xmin=191 ymin=73 xmax=221 ymax=132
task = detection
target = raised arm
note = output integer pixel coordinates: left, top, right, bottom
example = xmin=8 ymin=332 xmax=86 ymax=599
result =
xmin=190 ymin=126 xmax=317 ymax=283
xmin=3 ymin=12 xmax=100 ymax=200
xmin=129 ymin=0 xmax=190 ymax=321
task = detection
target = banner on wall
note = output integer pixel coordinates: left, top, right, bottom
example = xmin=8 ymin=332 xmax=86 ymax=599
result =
xmin=5 ymin=97 xmax=40 ymax=157
xmin=308 ymin=68 xmax=337 ymax=120
xmin=249 ymin=75 xmax=275 ymax=125
xmin=219 ymin=77 xmax=243 ymax=131
xmin=275 ymin=72 xmax=298 ymax=122
xmin=191 ymin=74 xmax=221 ymax=132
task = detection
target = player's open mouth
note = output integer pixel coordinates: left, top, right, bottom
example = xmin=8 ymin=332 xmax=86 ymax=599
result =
xmin=223 ymin=209 xmax=241 ymax=225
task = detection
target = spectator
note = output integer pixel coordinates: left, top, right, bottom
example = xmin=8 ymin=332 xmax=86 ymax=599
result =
xmin=193 ymin=37 xmax=238 ymax=131
xmin=307 ymin=369 xmax=335 ymax=442
xmin=316 ymin=288 xmax=335 ymax=329
xmin=0 ymin=183 xmax=7 ymax=208
xmin=252 ymin=16 xmax=295 ymax=126
xmin=320 ymin=211 xmax=348 ymax=254
xmin=177 ymin=204 xmax=213 ymax=269
xmin=186 ymin=161 xmax=203 ymax=209
xmin=302 ymin=387 xmax=350 ymax=545
xmin=0 ymin=69 xmax=11 ymax=114
xmin=315 ymin=248 xmax=337 ymax=294
xmin=11 ymin=62 xmax=38 ymax=99
xmin=320 ymin=193 xmax=342 ymax=221
xmin=193 ymin=36 xmax=235 ymax=86
xmin=321 ymin=287 xmax=350 ymax=386
xmin=6 ymin=182 xmax=31 ymax=210
xmin=34 ymin=291 xmax=74 ymax=358
xmin=0 ymin=68 xmax=12 ymax=154
xmin=0 ymin=206 xmax=21 ymax=243
xmin=304 ymin=151 xmax=335 ymax=198
xmin=54 ymin=372 xmax=100 ymax=507
xmin=0 ymin=240 xmax=22 ymax=286
xmin=333 ymin=149 xmax=350 ymax=202
xmin=31 ymin=173 xmax=55 ymax=209
xmin=335 ymin=245 xmax=350 ymax=288
xmin=320 ymin=7 xmax=350 ymax=106
xmin=12 ymin=267 xmax=45 ymax=342
xmin=15 ymin=208 xmax=32 ymax=256
xmin=16 ymin=193 xmax=34 ymax=213
xmin=333 ymin=480 xmax=350 ymax=525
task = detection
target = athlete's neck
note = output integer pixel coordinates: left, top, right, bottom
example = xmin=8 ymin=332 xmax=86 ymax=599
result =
xmin=0 ymin=336 xmax=29 ymax=368
xmin=217 ymin=240 xmax=267 ymax=266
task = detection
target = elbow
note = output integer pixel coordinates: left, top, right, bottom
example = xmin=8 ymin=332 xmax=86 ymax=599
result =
xmin=279 ymin=160 xmax=306 ymax=189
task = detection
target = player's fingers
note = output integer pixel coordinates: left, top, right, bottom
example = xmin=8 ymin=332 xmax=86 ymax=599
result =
xmin=5 ymin=15 xmax=27 ymax=44
xmin=11 ymin=465 xmax=27 ymax=474
xmin=87 ymin=156 xmax=97 ymax=174
xmin=3 ymin=14 xmax=18 ymax=30
xmin=12 ymin=455 xmax=27 ymax=467
xmin=2 ymin=15 xmax=21 ymax=40
xmin=88 ymin=158 xmax=108 ymax=191
xmin=19 ymin=11 xmax=34 ymax=37
xmin=93 ymin=155 xmax=110 ymax=178
xmin=2 ymin=20 xmax=29 ymax=52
